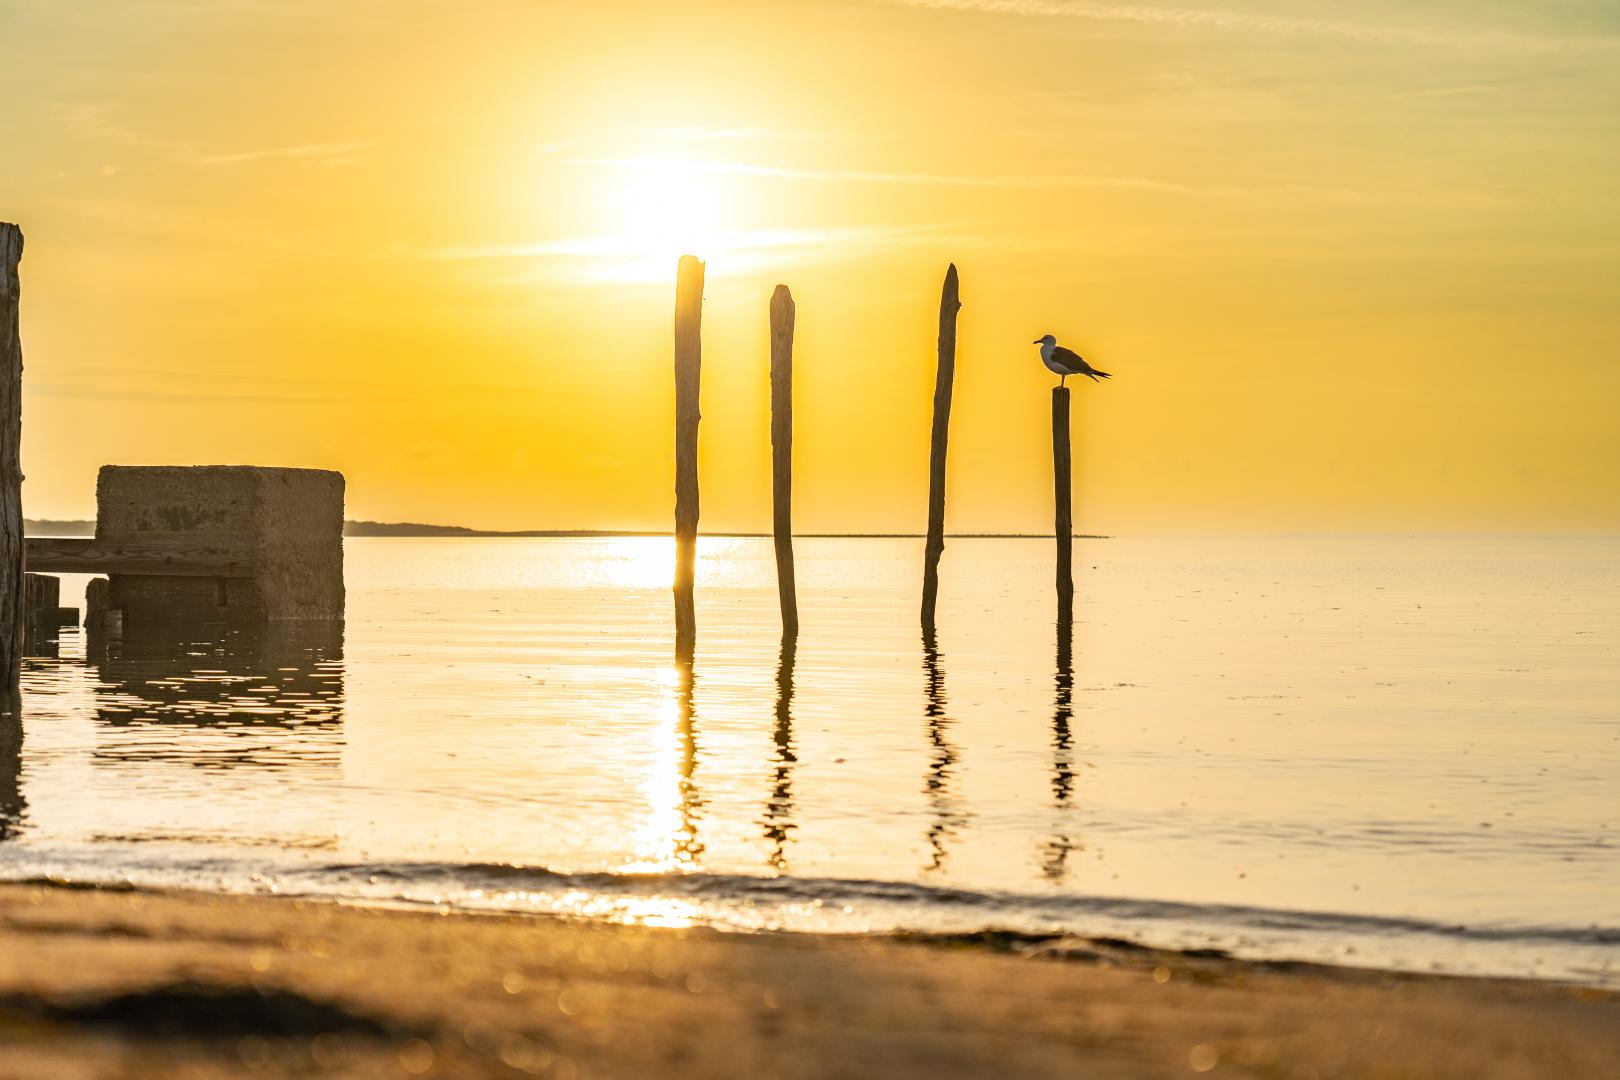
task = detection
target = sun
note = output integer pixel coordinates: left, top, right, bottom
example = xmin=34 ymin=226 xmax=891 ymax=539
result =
xmin=594 ymin=157 xmax=734 ymax=278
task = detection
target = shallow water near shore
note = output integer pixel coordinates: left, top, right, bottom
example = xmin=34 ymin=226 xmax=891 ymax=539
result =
xmin=4 ymin=536 xmax=1617 ymax=984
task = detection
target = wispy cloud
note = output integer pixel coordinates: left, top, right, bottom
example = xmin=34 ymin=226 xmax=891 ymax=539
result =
xmin=564 ymin=153 xmax=1468 ymax=206
xmin=434 ymin=224 xmax=946 ymax=260
xmin=56 ymin=103 xmax=374 ymax=172
xmin=198 ymin=141 xmax=373 ymax=166
xmin=59 ymin=103 xmax=183 ymax=151
xmin=569 ymin=155 xmax=1210 ymax=194
xmin=654 ymin=126 xmax=854 ymax=143
xmin=29 ymin=362 xmax=399 ymax=405
xmin=879 ymin=0 xmax=1620 ymax=52
xmin=422 ymin=223 xmax=968 ymax=283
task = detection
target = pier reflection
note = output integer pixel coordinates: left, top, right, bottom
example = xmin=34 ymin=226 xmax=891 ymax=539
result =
xmin=89 ymin=622 xmax=345 ymax=773
xmin=1040 ymin=615 xmax=1078 ymax=881
xmin=761 ymin=633 xmax=798 ymax=872
xmin=921 ymin=627 xmax=968 ymax=873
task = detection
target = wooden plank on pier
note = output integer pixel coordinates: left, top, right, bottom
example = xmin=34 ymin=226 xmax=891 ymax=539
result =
xmin=24 ymin=537 xmax=257 ymax=577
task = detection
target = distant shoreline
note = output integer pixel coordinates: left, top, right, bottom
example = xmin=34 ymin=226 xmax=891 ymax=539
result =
xmin=25 ymin=519 xmax=1108 ymax=540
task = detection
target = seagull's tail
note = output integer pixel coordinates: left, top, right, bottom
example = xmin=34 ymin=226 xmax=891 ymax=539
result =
xmin=1086 ymin=369 xmax=1111 ymax=381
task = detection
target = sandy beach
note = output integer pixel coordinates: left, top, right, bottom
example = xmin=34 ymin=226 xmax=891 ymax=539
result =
xmin=0 ymin=883 xmax=1614 ymax=1079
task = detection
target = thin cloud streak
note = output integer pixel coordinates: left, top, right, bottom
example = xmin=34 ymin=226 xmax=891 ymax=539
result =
xmin=431 ymin=223 xmax=957 ymax=262
xmin=199 ymin=141 xmax=372 ymax=165
xmin=567 ymin=155 xmax=1480 ymax=206
xmin=569 ymin=156 xmax=1209 ymax=194
xmin=424 ymin=223 xmax=972 ymax=284
xmin=654 ymin=126 xmax=854 ymax=143
xmin=881 ymin=0 xmax=1620 ymax=53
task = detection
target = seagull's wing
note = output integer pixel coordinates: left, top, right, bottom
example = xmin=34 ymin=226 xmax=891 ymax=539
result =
xmin=1050 ymin=345 xmax=1089 ymax=373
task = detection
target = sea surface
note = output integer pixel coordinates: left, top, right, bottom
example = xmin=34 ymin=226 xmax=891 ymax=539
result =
xmin=3 ymin=536 xmax=1617 ymax=985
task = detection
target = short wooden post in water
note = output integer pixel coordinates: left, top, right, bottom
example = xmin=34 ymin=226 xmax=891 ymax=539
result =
xmin=673 ymin=254 xmax=705 ymax=661
xmin=1052 ymin=386 xmax=1074 ymax=619
xmin=920 ymin=264 xmax=961 ymax=628
xmin=22 ymin=573 xmax=58 ymax=627
xmin=770 ymin=284 xmax=798 ymax=635
xmin=0 ymin=224 xmax=24 ymax=705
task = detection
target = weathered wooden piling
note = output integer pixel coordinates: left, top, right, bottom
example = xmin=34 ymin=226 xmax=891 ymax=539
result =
xmin=920 ymin=264 xmax=961 ymax=628
xmin=23 ymin=573 xmax=57 ymax=621
xmin=1052 ymin=386 xmax=1074 ymax=619
xmin=83 ymin=577 xmax=111 ymax=630
xmin=0 ymin=224 xmax=24 ymax=705
xmin=22 ymin=574 xmax=72 ymax=655
xmin=770 ymin=285 xmax=798 ymax=635
xmin=22 ymin=573 xmax=74 ymax=630
xmin=673 ymin=254 xmax=705 ymax=661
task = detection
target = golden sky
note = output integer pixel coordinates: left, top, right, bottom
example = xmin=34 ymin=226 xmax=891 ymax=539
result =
xmin=2 ymin=0 xmax=1617 ymax=533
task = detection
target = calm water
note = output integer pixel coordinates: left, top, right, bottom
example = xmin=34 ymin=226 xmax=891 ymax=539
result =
xmin=3 ymin=537 xmax=1617 ymax=984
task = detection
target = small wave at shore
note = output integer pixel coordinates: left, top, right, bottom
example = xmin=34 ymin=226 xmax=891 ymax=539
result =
xmin=4 ymin=845 xmax=1616 ymax=987
xmin=331 ymin=860 xmax=1620 ymax=946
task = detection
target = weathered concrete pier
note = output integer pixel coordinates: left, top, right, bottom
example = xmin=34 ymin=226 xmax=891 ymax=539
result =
xmin=27 ymin=465 xmax=344 ymax=634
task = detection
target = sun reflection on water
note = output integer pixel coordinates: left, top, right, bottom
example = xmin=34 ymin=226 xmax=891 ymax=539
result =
xmin=623 ymin=659 xmax=704 ymax=874
xmin=567 ymin=536 xmax=759 ymax=591
xmin=553 ymin=890 xmax=703 ymax=930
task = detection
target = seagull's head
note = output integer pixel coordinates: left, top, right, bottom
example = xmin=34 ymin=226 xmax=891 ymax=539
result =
xmin=1034 ymin=334 xmax=1056 ymax=347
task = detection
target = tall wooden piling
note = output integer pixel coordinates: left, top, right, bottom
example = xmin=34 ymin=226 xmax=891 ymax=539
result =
xmin=1052 ymin=386 xmax=1074 ymax=619
xmin=0 ymin=224 xmax=24 ymax=706
xmin=920 ymin=264 xmax=961 ymax=628
xmin=769 ymin=285 xmax=798 ymax=634
xmin=673 ymin=255 xmax=705 ymax=661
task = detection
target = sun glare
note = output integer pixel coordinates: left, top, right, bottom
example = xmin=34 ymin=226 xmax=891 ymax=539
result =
xmin=593 ymin=157 xmax=736 ymax=281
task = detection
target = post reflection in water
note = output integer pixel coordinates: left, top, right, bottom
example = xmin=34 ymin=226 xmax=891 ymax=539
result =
xmin=761 ymin=633 xmax=798 ymax=872
xmin=669 ymin=652 xmax=704 ymax=868
xmin=1041 ymin=614 xmax=1078 ymax=881
xmin=89 ymin=623 xmax=346 ymax=774
xmin=920 ymin=627 xmax=968 ymax=873
xmin=0 ymin=710 xmax=23 ymax=842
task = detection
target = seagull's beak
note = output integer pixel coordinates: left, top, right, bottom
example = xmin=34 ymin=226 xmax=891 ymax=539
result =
xmin=1031 ymin=339 xmax=1041 ymax=344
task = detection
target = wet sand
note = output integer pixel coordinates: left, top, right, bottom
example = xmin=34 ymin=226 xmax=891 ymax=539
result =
xmin=0 ymin=883 xmax=1615 ymax=1079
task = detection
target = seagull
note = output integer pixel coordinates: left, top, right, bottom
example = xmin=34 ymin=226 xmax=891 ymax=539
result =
xmin=1034 ymin=334 xmax=1110 ymax=386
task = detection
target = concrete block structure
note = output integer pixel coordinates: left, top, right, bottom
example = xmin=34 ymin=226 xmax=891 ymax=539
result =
xmin=97 ymin=466 xmax=344 ymax=627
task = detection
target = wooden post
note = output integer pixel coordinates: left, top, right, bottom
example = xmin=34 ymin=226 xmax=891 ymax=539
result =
xmin=23 ymin=573 xmax=58 ymax=627
xmin=673 ymin=254 xmax=705 ymax=662
xmin=770 ymin=285 xmax=798 ymax=635
xmin=83 ymin=577 xmax=110 ymax=628
xmin=1052 ymin=386 xmax=1074 ymax=619
xmin=0 ymin=224 xmax=23 ymax=707
xmin=920 ymin=264 xmax=960 ymax=628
